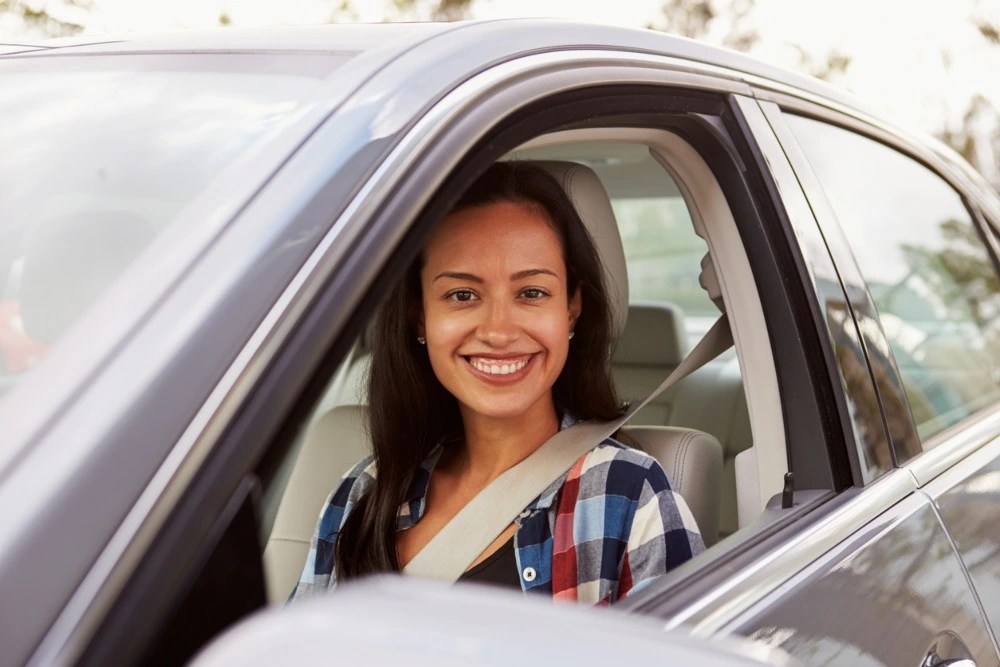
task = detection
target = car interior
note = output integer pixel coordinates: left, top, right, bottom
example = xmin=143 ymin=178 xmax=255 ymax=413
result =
xmin=259 ymin=126 xmax=789 ymax=603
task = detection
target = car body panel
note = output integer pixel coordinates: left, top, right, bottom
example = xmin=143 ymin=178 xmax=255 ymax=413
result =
xmin=922 ymin=435 xmax=1000 ymax=638
xmin=730 ymin=492 xmax=998 ymax=666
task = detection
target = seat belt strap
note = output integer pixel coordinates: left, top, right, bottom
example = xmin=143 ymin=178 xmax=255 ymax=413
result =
xmin=403 ymin=314 xmax=733 ymax=581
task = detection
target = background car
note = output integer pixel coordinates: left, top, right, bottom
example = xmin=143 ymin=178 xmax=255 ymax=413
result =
xmin=1 ymin=19 xmax=1000 ymax=667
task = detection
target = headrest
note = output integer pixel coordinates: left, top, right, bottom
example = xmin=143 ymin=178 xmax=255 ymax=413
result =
xmin=20 ymin=211 xmax=155 ymax=343
xmin=529 ymin=161 xmax=628 ymax=340
xmin=613 ymin=302 xmax=688 ymax=367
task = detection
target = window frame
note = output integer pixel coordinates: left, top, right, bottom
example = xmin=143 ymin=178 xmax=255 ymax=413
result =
xmin=762 ymin=92 xmax=1000 ymax=479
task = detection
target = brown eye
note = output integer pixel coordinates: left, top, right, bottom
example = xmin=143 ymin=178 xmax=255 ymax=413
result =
xmin=447 ymin=289 xmax=477 ymax=302
xmin=520 ymin=288 xmax=548 ymax=300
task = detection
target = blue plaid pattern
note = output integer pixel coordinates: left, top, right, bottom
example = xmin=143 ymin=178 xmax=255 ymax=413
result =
xmin=294 ymin=429 xmax=703 ymax=605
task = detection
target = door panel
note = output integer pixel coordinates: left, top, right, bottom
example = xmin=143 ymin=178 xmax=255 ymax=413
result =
xmin=730 ymin=493 xmax=997 ymax=666
xmin=924 ymin=436 xmax=1000 ymax=640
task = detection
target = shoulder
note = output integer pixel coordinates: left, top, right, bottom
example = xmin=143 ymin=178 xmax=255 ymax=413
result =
xmin=334 ymin=454 xmax=377 ymax=504
xmin=317 ymin=454 xmax=377 ymax=538
xmin=572 ymin=437 xmax=672 ymax=497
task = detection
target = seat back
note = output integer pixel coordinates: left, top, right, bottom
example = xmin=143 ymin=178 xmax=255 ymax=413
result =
xmin=621 ymin=425 xmax=722 ymax=546
xmin=263 ymin=405 xmax=368 ymax=603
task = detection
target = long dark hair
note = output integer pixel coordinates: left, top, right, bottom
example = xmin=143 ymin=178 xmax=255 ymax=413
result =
xmin=336 ymin=161 xmax=625 ymax=580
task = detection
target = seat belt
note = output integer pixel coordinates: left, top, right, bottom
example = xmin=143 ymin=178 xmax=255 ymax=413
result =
xmin=403 ymin=314 xmax=734 ymax=581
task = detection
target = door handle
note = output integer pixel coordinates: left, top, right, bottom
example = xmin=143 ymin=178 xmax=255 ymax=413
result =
xmin=921 ymin=631 xmax=976 ymax=667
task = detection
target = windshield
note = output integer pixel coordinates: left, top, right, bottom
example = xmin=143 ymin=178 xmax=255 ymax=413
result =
xmin=0 ymin=52 xmax=351 ymax=398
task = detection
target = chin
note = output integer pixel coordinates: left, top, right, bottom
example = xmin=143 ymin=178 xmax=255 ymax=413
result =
xmin=460 ymin=394 xmax=547 ymax=422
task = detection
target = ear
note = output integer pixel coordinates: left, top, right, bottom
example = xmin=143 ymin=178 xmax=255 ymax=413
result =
xmin=568 ymin=286 xmax=582 ymax=329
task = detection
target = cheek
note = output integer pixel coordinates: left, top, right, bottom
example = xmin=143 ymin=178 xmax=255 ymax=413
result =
xmin=422 ymin=303 xmax=469 ymax=348
xmin=539 ymin=314 xmax=572 ymax=360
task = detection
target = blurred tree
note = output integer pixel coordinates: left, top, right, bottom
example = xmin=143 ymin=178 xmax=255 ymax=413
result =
xmin=929 ymin=4 xmax=1000 ymax=191
xmin=648 ymin=0 xmax=850 ymax=83
xmin=390 ymin=0 xmax=474 ymax=21
xmin=0 ymin=0 xmax=92 ymax=38
xmin=317 ymin=0 xmax=473 ymax=23
xmin=649 ymin=0 xmax=759 ymax=51
xmin=788 ymin=44 xmax=851 ymax=84
xmin=937 ymin=93 xmax=1000 ymax=188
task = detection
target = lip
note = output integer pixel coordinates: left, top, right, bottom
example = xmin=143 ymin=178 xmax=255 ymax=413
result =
xmin=462 ymin=353 xmax=538 ymax=384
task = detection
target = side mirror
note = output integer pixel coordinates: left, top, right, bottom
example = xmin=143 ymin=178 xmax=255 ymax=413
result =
xmin=192 ymin=576 xmax=798 ymax=667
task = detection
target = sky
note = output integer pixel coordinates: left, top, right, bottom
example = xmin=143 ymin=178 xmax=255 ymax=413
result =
xmin=3 ymin=0 xmax=1000 ymax=180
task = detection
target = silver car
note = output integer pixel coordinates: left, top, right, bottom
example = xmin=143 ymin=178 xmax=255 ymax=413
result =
xmin=1 ymin=19 xmax=999 ymax=667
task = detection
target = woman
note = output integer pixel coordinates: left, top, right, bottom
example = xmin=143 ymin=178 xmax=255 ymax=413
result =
xmin=295 ymin=162 xmax=703 ymax=604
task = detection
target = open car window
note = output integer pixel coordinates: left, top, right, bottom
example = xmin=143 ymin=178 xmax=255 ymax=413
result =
xmin=260 ymin=125 xmax=797 ymax=604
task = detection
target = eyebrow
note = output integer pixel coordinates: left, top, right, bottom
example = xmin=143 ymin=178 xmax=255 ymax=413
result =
xmin=433 ymin=268 xmax=559 ymax=282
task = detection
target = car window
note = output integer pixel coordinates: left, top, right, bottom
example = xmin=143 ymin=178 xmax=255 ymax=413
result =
xmin=262 ymin=137 xmax=763 ymax=579
xmin=612 ymin=196 xmax=718 ymax=324
xmin=786 ymin=115 xmax=1000 ymax=450
xmin=0 ymin=53 xmax=349 ymax=398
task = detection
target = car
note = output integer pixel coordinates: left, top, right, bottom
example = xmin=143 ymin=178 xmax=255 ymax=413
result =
xmin=1 ymin=18 xmax=999 ymax=667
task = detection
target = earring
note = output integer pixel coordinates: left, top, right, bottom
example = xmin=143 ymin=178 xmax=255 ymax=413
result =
xmin=568 ymin=331 xmax=575 ymax=340
xmin=416 ymin=336 xmax=426 ymax=345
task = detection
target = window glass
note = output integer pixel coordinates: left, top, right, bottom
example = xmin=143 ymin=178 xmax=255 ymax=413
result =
xmin=0 ymin=53 xmax=350 ymax=395
xmin=612 ymin=196 xmax=717 ymax=320
xmin=787 ymin=115 xmax=1000 ymax=444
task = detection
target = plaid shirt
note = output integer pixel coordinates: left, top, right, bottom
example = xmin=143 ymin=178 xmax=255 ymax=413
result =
xmin=294 ymin=427 xmax=704 ymax=605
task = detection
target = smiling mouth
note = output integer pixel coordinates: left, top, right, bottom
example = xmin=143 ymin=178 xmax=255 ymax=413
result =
xmin=464 ymin=354 xmax=534 ymax=377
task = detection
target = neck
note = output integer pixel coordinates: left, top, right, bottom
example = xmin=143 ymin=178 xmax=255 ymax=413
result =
xmin=452 ymin=397 xmax=560 ymax=484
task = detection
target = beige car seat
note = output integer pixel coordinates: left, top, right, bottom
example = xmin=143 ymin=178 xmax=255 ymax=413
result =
xmin=611 ymin=302 xmax=749 ymax=539
xmin=263 ymin=160 xmax=725 ymax=601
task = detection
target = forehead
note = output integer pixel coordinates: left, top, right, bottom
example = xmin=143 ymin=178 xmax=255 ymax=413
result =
xmin=423 ymin=201 xmax=565 ymax=273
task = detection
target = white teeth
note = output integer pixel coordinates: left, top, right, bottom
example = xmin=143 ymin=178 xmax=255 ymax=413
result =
xmin=470 ymin=357 xmax=529 ymax=376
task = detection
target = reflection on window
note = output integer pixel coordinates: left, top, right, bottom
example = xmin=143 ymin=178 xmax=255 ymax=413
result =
xmin=788 ymin=115 xmax=1000 ymax=445
xmin=0 ymin=54 xmax=344 ymax=395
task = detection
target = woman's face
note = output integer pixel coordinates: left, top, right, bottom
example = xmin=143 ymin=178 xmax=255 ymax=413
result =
xmin=419 ymin=200 xmax=581 ymax=423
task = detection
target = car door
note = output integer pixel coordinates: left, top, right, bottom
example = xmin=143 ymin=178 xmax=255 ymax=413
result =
xmin=720 ymin=96 xmax=1000 ymax=666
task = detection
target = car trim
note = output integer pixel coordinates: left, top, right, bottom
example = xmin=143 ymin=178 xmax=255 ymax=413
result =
xmin=755 ymin=99 xmax=917 ymax=476
xmin=733 ymin=96 xmax=882 ymax=485
xmin=907 ymin=403 xmax=1000 ymax=487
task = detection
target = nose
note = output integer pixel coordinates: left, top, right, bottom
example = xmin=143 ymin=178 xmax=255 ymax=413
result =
xmin=476 ymin=298 xmax=520 ymax=347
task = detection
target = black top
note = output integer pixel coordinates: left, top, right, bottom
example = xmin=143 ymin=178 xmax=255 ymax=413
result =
xmin=458 ymin=536 xmax=521 ymax=589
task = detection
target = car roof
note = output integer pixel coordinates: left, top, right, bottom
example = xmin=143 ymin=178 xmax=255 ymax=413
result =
xmin=1 ymin=19 xmax=877 ymax=120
